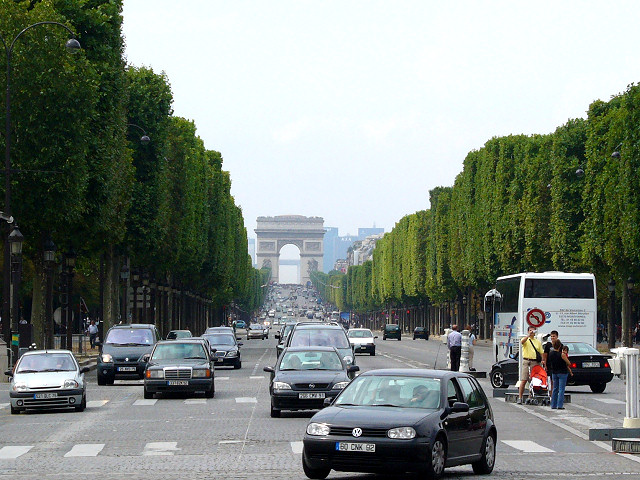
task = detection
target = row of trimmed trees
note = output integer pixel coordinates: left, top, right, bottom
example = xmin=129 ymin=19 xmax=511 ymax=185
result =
xmin=314 ymin=84 xmax=640 ymax=346
xmin=0 ymin=0 xmax=267 ymax=345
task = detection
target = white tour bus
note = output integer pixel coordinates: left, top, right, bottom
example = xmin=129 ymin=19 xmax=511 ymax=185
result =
xmin=490 ymin=272 xmax=597 ymax=362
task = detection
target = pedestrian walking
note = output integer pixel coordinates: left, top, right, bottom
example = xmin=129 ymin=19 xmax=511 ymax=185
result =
xmin=517 ymin=326 xmax=543 ymax=404
xmin=465 ymin=324 xmax=477 ymax=371
xmin=87 ymin=319 xmax=99 ymax=349
xmin=549 ymin=339 xmax=572 ymax=409
xmin=447 ymin=325 xmax=462 ymax=372
xmin=542 ymin=330 xmax=559 ymax=397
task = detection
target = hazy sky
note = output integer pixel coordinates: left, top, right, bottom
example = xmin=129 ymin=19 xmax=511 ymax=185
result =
xmin=122 ymin=1 xmax=640 ymax=241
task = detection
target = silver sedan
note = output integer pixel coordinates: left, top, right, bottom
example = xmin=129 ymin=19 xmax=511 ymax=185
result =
xmin=6 ymin=350 xmax=89 ymax=414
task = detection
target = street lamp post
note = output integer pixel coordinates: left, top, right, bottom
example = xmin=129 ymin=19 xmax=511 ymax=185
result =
xmin=1 ymin=22 xmax=80 ymax=359
xmin=608 ymin=279 xmax=616 ymax=350
xmin=63 ymin=250 xmax=76 ymax=352
xmin=126 ymin=123 xmax=151 ymax=145
xmin=142 ymin=272 xmax=149 ymax=323
xmin=8 ymin=224 xmax=23 ymax=360
xmin=43 ymin=238 xmax=56 ymax=349
xmin=120 ymin=263 xmax=129 ymax=323
xmin=625 ymin=277 xmax=634 ymax=347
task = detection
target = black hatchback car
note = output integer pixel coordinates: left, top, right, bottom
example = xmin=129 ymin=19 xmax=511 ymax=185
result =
xmin=302 ymin=369 xmax=496 ymax=479
xmin=143 ymin=338 xmax=214 ymax=399
xmin=202 ymin=332 xmax=242 ymax=369
xmin=489 ymin=342 xmax=613 ymax=392
xmin=413 ymin=327 xmax=429 ymax=340
xmin=97 ymin=324 xmax=160 ymax=385
xmin=383 ymin=324 xmax=402 ymax=340
xmin=264 ymin=346 xmax=359 ymax=418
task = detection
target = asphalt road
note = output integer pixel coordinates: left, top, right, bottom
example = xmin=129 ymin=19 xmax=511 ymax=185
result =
xmin=1 ymin=296 xmax=639 ymax=478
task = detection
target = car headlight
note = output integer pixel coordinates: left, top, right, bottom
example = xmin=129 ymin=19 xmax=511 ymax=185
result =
xmin=192 ymin=369 xmax=211 ymax=378
xmin=64 ymin=379 xmax=79 ymax=389
xmin=12 ymin=383 xmax=28 ymax=392
xmin=226 ymin=350 xmax=238 ymax=357
xmin=306 ymin=423 xmax=330 ymax=436
xmin=146 ymin=369 xmax=164 ymax=379
xmin=332 ymin=381 xmax=349 ymax=390
xmin=272 ymin=381 xmax=291 ymax=390
xmin=343 ymin=355 xmax=353 ymax=365
xmin=101 ymin=353 xmax=113 ymax=363
xmin=387 ymin=427 xmax=416 ymax=439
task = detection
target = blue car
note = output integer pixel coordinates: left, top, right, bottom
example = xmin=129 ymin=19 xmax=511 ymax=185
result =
xmin=235 ymin=320 xmax=247 ymax=329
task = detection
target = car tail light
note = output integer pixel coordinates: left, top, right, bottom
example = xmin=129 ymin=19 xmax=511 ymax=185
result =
xmin=571 ymin=363 xmax=577 ymax=369
xmin=604 ymin=362 xmax=610 ymax=368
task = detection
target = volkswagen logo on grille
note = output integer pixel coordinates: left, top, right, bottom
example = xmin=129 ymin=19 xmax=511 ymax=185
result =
xmin=308 ymin=384 xmax=315 ymax=389
xmin=125 ymin=358 xmax=129 ymax=362
xmin=352 ymin=428 xmax=363 ymax=438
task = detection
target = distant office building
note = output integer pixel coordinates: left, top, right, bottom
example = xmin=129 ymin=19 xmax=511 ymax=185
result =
xmin=248 ymin=238 xmax=256 ymax=268
xmin=323 ymin=226 xmax=384 ymax=272
xmin=334 ymin=259 xmax=349 ymax=274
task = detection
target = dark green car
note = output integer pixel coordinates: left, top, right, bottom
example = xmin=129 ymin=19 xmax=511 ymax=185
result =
xmin=383 ymin=324 xmax=402 ymax=341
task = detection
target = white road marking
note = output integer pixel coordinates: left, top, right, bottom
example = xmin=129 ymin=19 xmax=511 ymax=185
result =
xmin=502 ymin=440 xmax=554 ymax=453
xmin=184 ymin=398 xmax=207 ymax=405
xmin=133 ymin=399 xmax=157 ymax=406
xmin=64 ymin=443 xmax=105 ymax=457
xmin=290 ymin=441 xmax=304 ymax=454
xmin=0 ymin=403 xmax=9 ymax=410
xmin=0 ymin=446 xmax=33 ymax=459
xmin=235 ymin=397 xmax=257 ymax=403
xmin=594 ymin=398 xmax=626 ymax=405
xmin=86 ymin=400 xmax=109 ymax=408
xmin=250 ymin=376 xmax=265 ymax=380
xmin=219 ymin=440 xmax=244 ymax=444
xmin=216 ymin=376 xmax=230 ymax=380
xmin=143 ymin=442 xmax=180 ymax=456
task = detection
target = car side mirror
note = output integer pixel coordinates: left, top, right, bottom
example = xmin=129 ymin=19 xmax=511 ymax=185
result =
xmin=141 ymin=353 xmax=151 ymax=363
xmin=4 ymin=370 xmax=13 ymax=377
xmin=449 ymin=402 xmax=470 ymax=413
xmin=211 ymin=348 xmax=217 ymax=354
xmin=237 ymin=342 xmax=243 ymax=347
xmin=80 ymin=366 xmax=90 ymax=374
xmin=236 ymin=337 xmax=242 ymax=341
xmin=347 ymin=365 xmax=359 ymax=373
xmin=263 ymin=366 xmax=275 ymax=373
xmin=374 ymin=336 xmax=378 ymax=339
xmin=323 ymin=397 xmax=333 ymax=407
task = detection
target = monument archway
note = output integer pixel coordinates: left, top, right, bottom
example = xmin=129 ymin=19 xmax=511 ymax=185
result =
xmin=255 ymin=215 xmax=324 ymax=285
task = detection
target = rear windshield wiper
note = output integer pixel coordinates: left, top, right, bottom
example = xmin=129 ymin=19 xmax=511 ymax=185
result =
xmin=183 ymin=356 xmax=207 ymax=360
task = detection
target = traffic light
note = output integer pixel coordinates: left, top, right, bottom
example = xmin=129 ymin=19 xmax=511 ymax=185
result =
xmin=406 ymin=309 xmax=410 ymax=315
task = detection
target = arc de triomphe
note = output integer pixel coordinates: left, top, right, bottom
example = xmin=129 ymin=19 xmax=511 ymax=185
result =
xmin=255 ymin=215 xmax=325 ymax=285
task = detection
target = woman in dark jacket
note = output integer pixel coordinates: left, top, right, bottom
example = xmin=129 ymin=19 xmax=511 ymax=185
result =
xmin=548 ymin=339 xmax=572 ymax=409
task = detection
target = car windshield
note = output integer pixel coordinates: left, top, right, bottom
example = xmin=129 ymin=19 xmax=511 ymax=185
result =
xmin=16 ymin=353 xmax=76 ymax=373
xmin=250 ymin=324 xmax=263 ymax=329
xmin=167 ymin=331 xmax=191 ymax=339
xmin=203 ymin=334 xmax=236 ymax=346
xmin=152 ymin=343 xmax=207 ymax=360
xmin=386 ymin=325 xmax=400 ymax=331
xmin=290 ymin=328 xmax=350 ymax=348
xmin=279 ymin=351 xmax=343 ymax=371
xmin=565 ymin=343 xmax=600 ymax=355
xmin=106 ymin=328 xmax=154 ymax=345
xmin=348 ymin=330 xmax=373 ymax=338
xmin=335 ymin=375 xmax=441 ymax=409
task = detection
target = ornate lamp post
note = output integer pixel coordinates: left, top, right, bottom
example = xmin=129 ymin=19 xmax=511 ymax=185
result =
xmin=625 ymin=277 xmax=634 ymax=347
xmin=141 ymin=271 xmax=149 ymax=323
xmin=63 ymin=249 xmax=76 ymax=352
xmin=120 ymin=263 xmax=130 ymax=323
xmin=43 ymin=238 xmax=56 ymax=349
xmin=8 ymin=224 xmax=23 ymax=359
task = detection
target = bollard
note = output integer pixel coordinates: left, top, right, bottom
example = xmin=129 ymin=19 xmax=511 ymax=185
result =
xmin=460 ymin=329 xmax=470 ymax=372
xmin=623 ymin=348 xmax=640 ymax=428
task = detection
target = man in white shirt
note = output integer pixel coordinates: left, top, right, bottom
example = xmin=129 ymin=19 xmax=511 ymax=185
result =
xmin=447 ymin=325 xmax=462 ymax=371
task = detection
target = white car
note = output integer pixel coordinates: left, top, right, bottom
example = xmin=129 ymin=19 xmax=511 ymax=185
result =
xmin=347 ymin=328 xmax=377 ymax=356
xmin=7 ymin=350 xmax=90 ymax=414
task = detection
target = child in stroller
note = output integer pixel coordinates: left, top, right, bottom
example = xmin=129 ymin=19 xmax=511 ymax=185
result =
xmin=525 ymin=364 xmax=550 ymax=405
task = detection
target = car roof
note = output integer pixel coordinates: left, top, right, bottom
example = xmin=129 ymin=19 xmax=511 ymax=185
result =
xmin=21 ymin=349 xmax=74 ymax=356
xmin=283 ymin=346 xmax=340 ymax=353
xmin=155 ymin=338 xmax=207 ymax=345
xmin=359 ymin=368 xmax=471 ymax=380
xmin=169 ymin=329 xmax=191 ymax=333
xmin=110 ymin=323 xmax=156 ymax=329
xmin=294 ymin=322 xmax=342 ymax=330
xmin=349 ymin=328 xmax=372 ymax=331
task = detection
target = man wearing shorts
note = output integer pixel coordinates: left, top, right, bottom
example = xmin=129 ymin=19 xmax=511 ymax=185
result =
xmin=517 ymin=326 xmax=543 ymax=404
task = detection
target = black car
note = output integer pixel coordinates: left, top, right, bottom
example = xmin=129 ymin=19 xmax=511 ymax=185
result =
xmin=202 ymin=332 xmax=242 ymax=369
xmin=264 ymin=346 xmax=358 ymax=418
xmin=143 ymin=338 xmax=214 ymax=399
xmin=489 ymin=342 xmax=613 ymax=393
xmin=97 ymin=324 xmax=160 ymax=385
xmin=302 ymin=369 xmax=496 ymax=479
xmin=383 ymin=324 xmax=401 ymax=340
xmin=283 ymin=322 xmax=355 ymax=370
xmin=413 ymin=327 xmax=429 ymax=340
xmin=275 ymin=322 xmax=298 ymax=358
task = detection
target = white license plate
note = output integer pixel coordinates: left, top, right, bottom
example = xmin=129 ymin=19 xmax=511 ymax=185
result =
xmin=583 ymin=362 xmax=600 ymax=368
xmin=118 ymin=366 xmax=137 ymax=372
xmin=299 ymin=392 xmax=325 ymax=399
xmin=167 ymin=380 xmax=189 ymax=386
xmin=336 ymin=442 xmax=375 ymax=452
xmin=34 ymin=392 xmax=57 ymax=399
